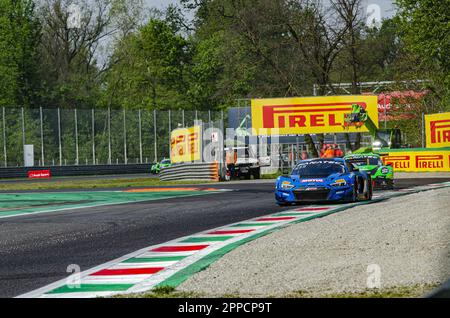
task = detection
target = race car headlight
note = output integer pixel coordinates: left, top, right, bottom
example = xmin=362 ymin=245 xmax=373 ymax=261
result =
xmin=331 ymin=179 xmax=347 ymax=187
xmin=280 ymin=181 xmax=295 ymax=189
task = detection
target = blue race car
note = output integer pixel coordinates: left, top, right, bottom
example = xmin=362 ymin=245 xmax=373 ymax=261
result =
xmin=275 ymin=158 xmax=372 ymax=206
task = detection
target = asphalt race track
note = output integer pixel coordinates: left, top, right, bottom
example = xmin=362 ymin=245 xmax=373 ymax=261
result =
xmin=0 ymin=178 xmax=448 ymax=298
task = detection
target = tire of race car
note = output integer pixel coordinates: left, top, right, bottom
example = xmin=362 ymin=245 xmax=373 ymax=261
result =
xmin=253 ymin=169 xmax=261 ymax=180
xmin=366 ymin=179 xmax=373 ymax=201
xmin=352 ymin=182 xmax=358 ymax=202
xmin=388 ymin=180 xmax=395 ymax=190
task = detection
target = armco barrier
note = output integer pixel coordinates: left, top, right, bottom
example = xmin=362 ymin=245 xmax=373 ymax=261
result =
xmin=0 ymin=164 xmax=152 ymax=179
xmin=159 ymin=162 xmax=219 ymax=182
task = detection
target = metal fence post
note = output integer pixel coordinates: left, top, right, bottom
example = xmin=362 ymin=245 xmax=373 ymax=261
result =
xmin=74 ymin=109 xmax=79 ymax=165
xmin=40 ymin=107 xmax=44 ymax=166
xmin=182 ymin=109 xmax=185 ymax=127
xmin=57 ymin=108 xmax=62 ymax=166
xmin=108 ymin=107 xmax=111 ymax=164
xmin=22 ymin=107 xmax=25 ymax=151
xmin=195 ymin=110 xmax=198 ymax=121
xmin=123 ymin=108 xmax=127 ymax=164
xmin=2 ymin=107 xmax=6 ymax=167
xmin=138 ymin=109 xmax=143 ymax=164
xmin=421 ymin=112 xmax=425 ymax=148
xmin=92 ymin=108 xmax=96 ymax=165
xmin=153 ymin=109 xmax=157 ymax=162
xmin=168 ymin=109 xmax=171 ymax=155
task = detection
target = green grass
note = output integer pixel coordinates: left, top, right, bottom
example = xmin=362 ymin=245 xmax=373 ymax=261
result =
xmin=113 ymin=286 xmax=202 ymax=298
xmin=0 ymin=177 xmax=212 ymax=191
xmin=113 ymin=284 xmax=438 ymax=298
xmin=287 ymin=284 xmax=439 ymax=298
xmin=261 ymin=171 xmax=283 ymax=179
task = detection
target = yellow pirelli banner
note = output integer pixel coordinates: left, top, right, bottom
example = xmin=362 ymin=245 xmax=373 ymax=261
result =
xmin=170 ymin=126 xmax=201 ymax=163
xmin=380 ymin=149 xmax=450 ymax=172
xmin=251 ymin=95 xmax=379 ymax=135
xmin=425 ymin=112 xmax=450 ymax=148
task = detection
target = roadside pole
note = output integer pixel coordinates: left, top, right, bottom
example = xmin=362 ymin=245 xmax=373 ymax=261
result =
xmin=153 ymin=109 xmax=157 ymax=163
xmin=40 ymin=107 xmax=44 ymax=166
xmin=91 ymin=108 xmax=95 ymax=165
xmin=57 ymin=108 xmax=62 ymax=166
xmin=21 ymin=108 xmax=26 ymax=166
xmin=123 ymin=108 xmax=127 ymax=164
xmin=421 ymin=112 xmax=425 ymax=148
xmin=74 ymin=109 xmax=79 ymax=165
xmin=168 ymin=110 xmax=171 ymax=155
xmin=138 ymin=109 xmax=143 ymax=164
xmin=2 ymin=107 xmax=6 ymax=167
xmin=108 ymin=107 xmax=111 ymax=165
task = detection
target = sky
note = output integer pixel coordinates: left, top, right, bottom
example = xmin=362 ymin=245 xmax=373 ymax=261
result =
xmin=144 ymin=0 xmax=397 ymax=24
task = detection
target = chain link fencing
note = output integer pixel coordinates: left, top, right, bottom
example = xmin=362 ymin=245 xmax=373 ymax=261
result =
xmin=0 ymin=107 xmax=225 ymax=167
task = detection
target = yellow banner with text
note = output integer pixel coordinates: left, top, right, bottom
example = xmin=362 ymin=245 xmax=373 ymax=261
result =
xmin=381 ymin=150 xmax=450 ymax=172
xmin=425 ymin=112 xmax=450 ymax=148
xmin=251 ymin=95 xmax=379 ymax=135
xmin=170 ymin=126 xmax=201 ymax=163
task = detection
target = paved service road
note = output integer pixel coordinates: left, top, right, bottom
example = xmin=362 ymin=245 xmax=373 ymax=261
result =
xmin=0 ymin=178 xmax=447 ymax=298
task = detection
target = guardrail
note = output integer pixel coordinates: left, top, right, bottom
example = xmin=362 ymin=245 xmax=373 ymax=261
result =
xmin=159 ymin=162 xmax=220 ymax=182
xmin=0 ymin=164 xmax=152 ymax=179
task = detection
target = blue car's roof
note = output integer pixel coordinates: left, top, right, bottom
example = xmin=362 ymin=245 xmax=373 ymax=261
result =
xmin=297 ymin=158 xmax=346 ymax=164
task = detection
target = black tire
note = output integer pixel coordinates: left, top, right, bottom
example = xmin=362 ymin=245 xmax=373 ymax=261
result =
xmin=388 ymin=180 xmax=395 ymax=190
xmin=252 ymin=168 xmax=261 ymax=180
xmin=366 ymin=179 xmax=373 ymax=201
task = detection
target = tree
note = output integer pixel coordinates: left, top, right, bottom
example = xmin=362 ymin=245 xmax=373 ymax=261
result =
xmin=395 ymin=0 xmax=450 ymax=110
xmin=105 ymin=19 xmax=191 ymax=109
xmin=37 ymin=0 xmax=143 ymax=108
xmin=0 ymin=0 xmax=41 ymax=108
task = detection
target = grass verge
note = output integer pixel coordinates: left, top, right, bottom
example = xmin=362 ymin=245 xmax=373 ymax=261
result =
xmin=114 ymin=286 xmax=202 ymax=298
xmin=0 ymin=177 xmax=212 ymax=191
xmin=287 ymin=284 xmax=439 ymax=298
xmin=114 ymin=284 xmax=439 ymax=298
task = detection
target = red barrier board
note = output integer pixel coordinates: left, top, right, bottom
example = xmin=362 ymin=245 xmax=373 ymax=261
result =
xmin=28 ymin=170 xmax=51 ymax=179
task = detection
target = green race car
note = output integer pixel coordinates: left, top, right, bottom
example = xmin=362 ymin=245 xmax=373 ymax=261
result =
xmin=151 ymin=159 xmax=172 ymax=174
xmin=344 ymin=153 xmax=394 ymax=189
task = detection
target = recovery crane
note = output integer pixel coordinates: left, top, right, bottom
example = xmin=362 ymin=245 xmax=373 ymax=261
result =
xmin=343 ymin=104 xmax=403 ymax=152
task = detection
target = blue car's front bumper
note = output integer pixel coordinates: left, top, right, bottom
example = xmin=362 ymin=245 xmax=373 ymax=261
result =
xmin=275 ymin=185 xmax=353 ymax=203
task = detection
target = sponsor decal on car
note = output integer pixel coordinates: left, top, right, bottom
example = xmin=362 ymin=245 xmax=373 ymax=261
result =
xmin=300 ymin=179 xmax=324 ymax=183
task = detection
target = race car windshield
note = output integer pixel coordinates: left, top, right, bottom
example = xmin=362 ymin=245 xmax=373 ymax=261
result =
xmin=347 ymin=157 xmax=381 ymax=166
xmin=292 ymin=161 xmax=345 ymax=177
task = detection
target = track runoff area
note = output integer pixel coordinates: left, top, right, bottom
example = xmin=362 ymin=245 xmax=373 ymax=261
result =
xmin=0 ymin=188 xmax=226 ymax=220
xmin=14 ymin=180 xmax=450 ymax=298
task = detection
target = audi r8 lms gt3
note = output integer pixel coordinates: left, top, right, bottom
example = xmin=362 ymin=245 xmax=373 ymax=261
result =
xmin=344 ymin=153 xmax=394 ymax=189
xmin=275 ymin=158 xmax=372 ymax=206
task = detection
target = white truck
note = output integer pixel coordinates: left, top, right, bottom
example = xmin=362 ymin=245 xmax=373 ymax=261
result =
xmin=225 ymin=146 xmax=271 ymax=180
